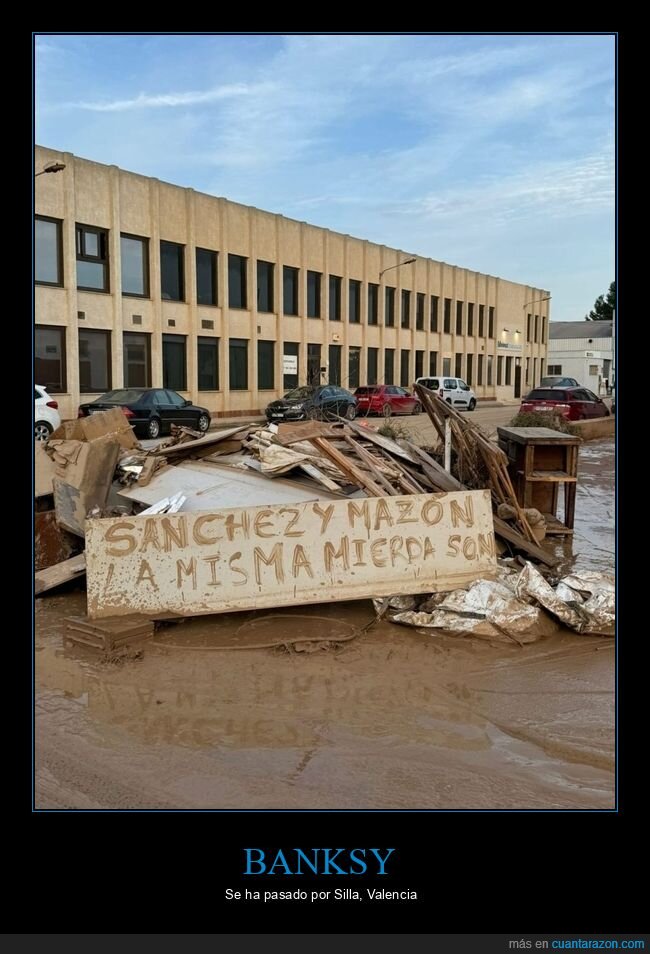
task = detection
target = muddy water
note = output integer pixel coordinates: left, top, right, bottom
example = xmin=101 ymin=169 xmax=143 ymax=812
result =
xmin=35 ymin=439 xmax=615 ymax=810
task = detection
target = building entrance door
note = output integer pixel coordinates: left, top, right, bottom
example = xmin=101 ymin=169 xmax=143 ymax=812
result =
xmin=514 ymin=358 xmax=522 ymax=398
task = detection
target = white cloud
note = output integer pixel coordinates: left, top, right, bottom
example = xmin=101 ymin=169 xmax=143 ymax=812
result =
xmin=65 ymin=81 xmax=274 ymax=112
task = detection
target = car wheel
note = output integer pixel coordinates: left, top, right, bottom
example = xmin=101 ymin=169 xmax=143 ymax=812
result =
xmin=446 ymin=398 xmax=452 ymax=405
xmin=412 ymin=402 xmax=422 ymax=415
xmin=382 ymin=403 xmax=393 ymax=418
xmin=197 ymin=413 xmax=210 ymax=432
xmin=345 ymin=404 xmax=356 ymax=421
xmin=35 ymin=421 xmax=52 ymax=442
xmin=307 ymin=407 xmax=320 ymax=421
xmin=147 ymin=417 xmax=161 ymax=439
xmin=468 ymin=398 xmax=476 ymax=411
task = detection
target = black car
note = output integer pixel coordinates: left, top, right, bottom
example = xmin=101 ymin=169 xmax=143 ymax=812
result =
xmin=78 ymin=388 xmax=211 ymax=439
xmin=265 ymin=385 xmax=357 ymax=422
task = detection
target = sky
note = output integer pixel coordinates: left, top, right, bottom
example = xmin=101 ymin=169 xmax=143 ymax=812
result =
xmin=35 ymin=33 xmax=615 ymax=322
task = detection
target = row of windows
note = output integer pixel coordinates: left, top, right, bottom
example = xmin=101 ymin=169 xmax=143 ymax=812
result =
xmin=37 ymin=325 xmax=545 ymax=398
xmin=35 ymin=218 xmax=498 ymax=333
xmin=526 ymin=312 xmax=547 ymax=344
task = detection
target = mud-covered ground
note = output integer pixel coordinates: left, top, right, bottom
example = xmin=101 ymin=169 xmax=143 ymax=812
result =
xmin=35 ymin=437 xmax=615 ymax=810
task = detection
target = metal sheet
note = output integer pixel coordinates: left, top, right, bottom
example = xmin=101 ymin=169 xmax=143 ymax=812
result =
xmin=85 ymin=489 xmax=497 ymax=619
xmin=118 ymin=460 xmax=340 ymax=510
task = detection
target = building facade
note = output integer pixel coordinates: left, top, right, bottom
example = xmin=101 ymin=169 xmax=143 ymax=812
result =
xmin=35 ymin=146 xmax=550 ymax=420
xmin=547 ymin=321 xmax=613 ymax=394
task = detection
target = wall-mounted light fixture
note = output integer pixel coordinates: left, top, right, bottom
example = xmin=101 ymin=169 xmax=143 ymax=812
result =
xmin=379 ymin=258 xmax=416 ymax=280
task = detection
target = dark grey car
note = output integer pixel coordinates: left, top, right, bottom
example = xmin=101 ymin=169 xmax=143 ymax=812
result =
xmin=265 ymin=385 xmax=357 ymax=422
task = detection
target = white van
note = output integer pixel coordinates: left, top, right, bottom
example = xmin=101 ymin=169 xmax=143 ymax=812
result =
xmin=415 ymin=376 xmax=477 ymax=410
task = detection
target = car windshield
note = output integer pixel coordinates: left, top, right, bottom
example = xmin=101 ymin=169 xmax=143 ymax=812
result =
xmin=355 ymin=387 xmax=379 ymax=394
xmin=97 ymin=389 xmax=147 ymax=403
xmin=526 ymin=389 xmax=568 ymax=401
xmin=283 ymin=387 xmax=315 ymax=400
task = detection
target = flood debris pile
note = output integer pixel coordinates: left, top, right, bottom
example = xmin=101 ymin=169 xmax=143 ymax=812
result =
xmin=34 ymin=397 xmax=614 ymax=648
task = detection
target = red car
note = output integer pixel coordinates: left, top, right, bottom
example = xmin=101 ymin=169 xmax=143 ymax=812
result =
xmin=354 ymin=385 xmax=422 ymax=418
xmin=520 ymin=387 xmax=610 ymax=421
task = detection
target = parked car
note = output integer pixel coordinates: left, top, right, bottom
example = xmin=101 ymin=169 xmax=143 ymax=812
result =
xmin=540 ymin=375 xmax=581 ymax=388
xmin=520 ymin=387 xmax=610 ymax=421
xmin=78 ymin=388 xmax=211 ymax=439
xmin=34 ymin=384 xmax=61 ymax=442
xmin=415 ymin=376 xmax=476 ymax=410
xmin=354 ymin=385 xmax=422 ymax=418
xmin=265 ymin=385 xmax=357 ymax=422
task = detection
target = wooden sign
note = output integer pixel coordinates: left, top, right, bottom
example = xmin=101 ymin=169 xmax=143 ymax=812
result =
xmin=85 ymin=490 xmax=496 ymax=619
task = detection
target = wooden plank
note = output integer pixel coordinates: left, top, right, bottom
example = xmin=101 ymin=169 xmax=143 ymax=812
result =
xmin=275 ymin=421 xmax=348 ymax=445
xmin=344 ymin=420 xmax=419 ymax=463
xmin=522 ymin=471 xmax=577 ymax=481
xmin=156 ymin=425 xmax=250 ymax=457
xmin=311 ymin=437 xmax=386 ymax=496
xmin=493 ymin=517 xmax=557 ymax=566
xmin=343 ymin=437 xmax=398 ymax=495
xmin=401 ymin=442 xmax=464 ymax=491
xmin=497 ymin=426 xmax=579 ymax=443
xmin=35 ymin=554 xmax=86 ymax=595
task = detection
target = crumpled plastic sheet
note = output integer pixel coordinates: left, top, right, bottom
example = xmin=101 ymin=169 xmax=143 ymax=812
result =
xmin=381 ymin=562 xmax=614 ymax=642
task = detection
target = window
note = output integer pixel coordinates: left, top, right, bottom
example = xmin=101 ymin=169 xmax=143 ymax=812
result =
xmin=121 ymin=234 xmax=149 ymax=297
xmin=328 ymin=344 xmax=341 ymax=385
xmin=527 ymin=313 xmax=532 ymax=342
xmin=542 ymin=316 xmax=547 ymax=344
xmin=35 ymin=326 xmax=66 ymax=392
xmin=159 ymin=240 xmax=184 ymax=301
xmin=479 ymin=304 xmax=485 ymax=337
xmin=497 ymin=355 xmax=503 ymax=385
xmin=35 ymin=216 xmax=62 ymax=286
xmin=442 ymin=357 xmax=451 ymax=376
xmin=477 ymin=354 xmax=484 ymax=385
xmin=283 ymin=342 xmax=298 ymax=389
xmin=385 ymin=287 xmax=395 ymax=327
xmin=257 ymin=261 xmax=274 ymax=313
xmin=487 ymin=355 xmax=493 ymax=386
xmin=307 ymin=271 xmax=321 ymax=318
xmin=505 ymin=356 xmax=513 ymax=386
xmin=283 ymin=266 xmax=299 ymax=316
xmin=228 ymin=254 xmax=248 ymax=309
xmin=429 ymin=351 xmax=438 ymax=376
xmin=525 ymin=358 xmax=531 ymax=385
xmin=162 ymin=334 xmax=187 ymax=391
xmin=123 ymin=332 xmax=151 ymax=388
xmin=416 ymin=293 xmax=425 ymax=331
xmin=196 ymin=247 xmax=218 ymax=306
xmin=258 ymin=340 xmax=275 ymax=390
xmin=384 ymin=349 xmax=394 ymax=385
xmin=368 ymin=283 xmax=379 ymax=325
xmin=533 ymin=357 xmax=538 ymax=385
xmin=307 ymin=343 xmax=322 ymax=385
xmin=488 ymin=306 xmax=495 ymax=338
xmin=400 ymin=349 xmax=410 ymax=387
xmin=589 ymin=364 xmax=599 ymax=376
xmin=415 ymin=350 xmax=424 ymax=379
xmin=198 ymin=337 xmax=219 ymax=390
xmin=467 ymin=303 xmax=474 ymax=336
xmin=229 ymin=338 xmax=249 ymax=389
xmin=466 ymin=353 xmax=473 ymax=386
xmin=348 ymin=347 xmax=361 ymax=388
xmin=79 ymin=329 xmax=111 ymax=393
xmin=443 ymin=298 xmax=451 ymax=334
xmin=430 ymin=296 xmax=439 ymax=332
xmin=401 ymin=290 xmax=411 ymax=329
xmin=349 ymin=280 xmax=361 ymax=324
xmin=547 ymin=365 xmax=562 ymax=375
xmin=455 ymin=353 xmax=463 ymax=378
xmin=76 ymin=224 xmax=109 ymax=292
xmin=329 ymin=276 xmax=342 ymax=321
xmin=367 ymin=347 xmax=378 ymax=385
xmin=456 ymin=301 xmax=463 ymax=335
xmin=534 ymin=314 xmax=539 ymax=343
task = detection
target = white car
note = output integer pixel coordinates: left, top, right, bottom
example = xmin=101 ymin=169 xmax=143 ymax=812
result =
xmin=34 ymin=385 xmax=61 ymax=441
xmin=415 ymin=376 xmax=477 ymax=410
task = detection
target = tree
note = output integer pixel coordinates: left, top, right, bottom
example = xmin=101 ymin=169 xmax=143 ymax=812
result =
xmin=585 ymin=282 xmax=615 ymax=320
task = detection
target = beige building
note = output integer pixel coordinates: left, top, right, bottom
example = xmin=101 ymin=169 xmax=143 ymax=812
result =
xmin=35 ymin=145 xmax=550 ymax=421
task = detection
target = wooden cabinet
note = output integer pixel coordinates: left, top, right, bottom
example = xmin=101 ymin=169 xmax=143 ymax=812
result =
xmin=497 ymin=426 xmax=580 ymax=534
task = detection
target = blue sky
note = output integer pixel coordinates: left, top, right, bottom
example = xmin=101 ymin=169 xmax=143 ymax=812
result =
xmin=35 ymin=33 xmax=615 ymax=322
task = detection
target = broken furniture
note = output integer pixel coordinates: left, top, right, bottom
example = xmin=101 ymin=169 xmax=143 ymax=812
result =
xmin=497 ymin=426 xmax=580 ymax=535
xmin=64 ymin=614 xmax=155 ymax=652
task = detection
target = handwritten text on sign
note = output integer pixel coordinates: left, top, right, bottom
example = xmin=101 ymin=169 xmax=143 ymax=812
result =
xmin=85 ymin=490 xmax=496 ymax=618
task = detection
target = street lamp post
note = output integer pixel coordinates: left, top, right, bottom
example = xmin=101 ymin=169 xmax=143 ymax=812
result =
xmin=379 ymin=257 xmax=416 ymax=280
xmin=35 ymin=161 xmax=66 ymax=178
xmin=522 ymin=295 xmax=551 ymax=310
